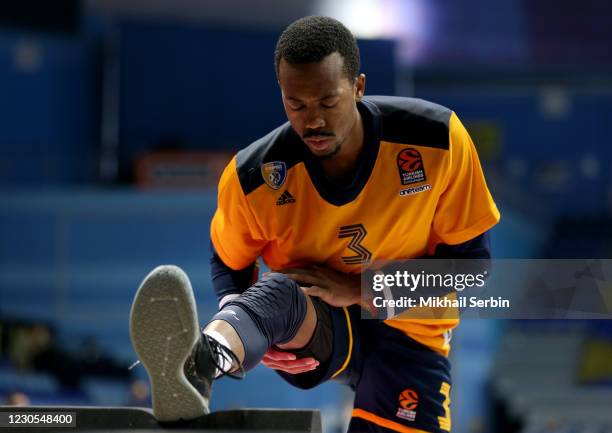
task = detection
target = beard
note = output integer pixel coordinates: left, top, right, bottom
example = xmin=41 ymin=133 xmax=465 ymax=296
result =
xmin=312 ymin=140 xmax=342 ymax=160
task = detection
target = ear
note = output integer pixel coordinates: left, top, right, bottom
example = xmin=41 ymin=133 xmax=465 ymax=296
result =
xmin=355 ymin=73 xmax=366 ymax=101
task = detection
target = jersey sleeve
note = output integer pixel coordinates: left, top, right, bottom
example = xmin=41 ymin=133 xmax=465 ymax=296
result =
xmin=428 ymin=112 xmax=500 ymax=250
xmin=210 ymin=157 xmax=267 ymax=270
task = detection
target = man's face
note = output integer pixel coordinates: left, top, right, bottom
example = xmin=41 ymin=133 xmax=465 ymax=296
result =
xmin=278 ymin=53 xmax=365 ymax=159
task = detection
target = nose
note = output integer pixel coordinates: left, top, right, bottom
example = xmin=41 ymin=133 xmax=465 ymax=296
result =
xmin=304 ymin=107 xmax=325 ymax=130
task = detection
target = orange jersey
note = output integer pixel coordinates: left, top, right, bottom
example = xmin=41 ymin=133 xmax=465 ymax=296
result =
xmin=211 ymin=96 xmax=500 ymax=356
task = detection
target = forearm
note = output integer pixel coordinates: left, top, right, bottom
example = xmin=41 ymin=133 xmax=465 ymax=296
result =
xmin=210 ymin=242 xmax=257 ymax=307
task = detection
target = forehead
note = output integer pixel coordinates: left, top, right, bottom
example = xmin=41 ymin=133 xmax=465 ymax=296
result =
xmin=278 ymin=52 xmax=351 ymax=97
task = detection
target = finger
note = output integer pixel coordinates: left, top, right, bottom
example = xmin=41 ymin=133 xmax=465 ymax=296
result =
xmin=263 ymin=357 xmax=318 ymax=368
xmin=261 ymin=360 xmax=319 ymax=372
xmin=262 ymin=353 xmax=297 ymax=362
xmin=310 ymin=264 xmax=325 ymax=277
xmin=278 ymin=268 xmax=310 ymax=275
xmin=265 ymin=347 xmax=295 ymax=356
xmin=282 ymin=273 xmax=322 ymax=287
xmin=302 ymin=285 xmax=327 ymax=300
xmin=279 ymin=267 xmax=321 ymax=279
xmin=274 ymin=366 xmax=319 ymax=374
xmin=263 ymin=350 xmax=297 ymax=361
xmin=308 ymin=264 xmax=336 ymax=279
xmin=263 ymin=362 xmax=320 ymax=374
xmin=264 ymin=366 xmax=316 ymax=374
xmin=262 ymin=358 xmax=314 ymax=367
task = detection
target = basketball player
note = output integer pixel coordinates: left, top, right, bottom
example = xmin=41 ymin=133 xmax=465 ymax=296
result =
xmin=130 ymin=16 xmax=499 ymax=433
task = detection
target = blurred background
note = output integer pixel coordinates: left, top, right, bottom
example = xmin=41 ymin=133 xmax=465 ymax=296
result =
xmin=1 ymin=1 xmax=612 ymax=432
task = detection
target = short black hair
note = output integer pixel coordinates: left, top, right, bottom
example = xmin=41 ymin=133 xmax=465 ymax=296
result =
xmin=274 ymin=16 xmax=360 ymax=82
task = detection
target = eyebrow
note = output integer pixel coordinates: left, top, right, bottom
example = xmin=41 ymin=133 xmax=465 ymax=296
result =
xmin=286 ymin=93 xmax=340 ymax=102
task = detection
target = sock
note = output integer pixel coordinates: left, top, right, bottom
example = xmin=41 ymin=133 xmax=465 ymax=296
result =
xmin=203 ymin=329 xmax=235 ymax=378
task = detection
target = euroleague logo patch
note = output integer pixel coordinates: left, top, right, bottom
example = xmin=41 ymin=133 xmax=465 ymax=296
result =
xmin=261 ymin=161 xmax=287 ymax=190
xmin=397 ymin=148 xmax=426 ymax=185
xmin=396 ymin=388 xmax=419 ymax=422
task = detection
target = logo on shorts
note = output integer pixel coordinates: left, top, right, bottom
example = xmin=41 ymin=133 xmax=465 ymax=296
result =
xmin=396 ymin=389 xmax=419 ymax=422
xmin=261 ymin=161 xmax=287 ymax=190
xmin=397 ymin=148 xmax=426 ymax=185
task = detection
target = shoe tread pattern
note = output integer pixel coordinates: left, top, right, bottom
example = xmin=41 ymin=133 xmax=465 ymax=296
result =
xmin=130 ymin=265 xmax=208 ymax=422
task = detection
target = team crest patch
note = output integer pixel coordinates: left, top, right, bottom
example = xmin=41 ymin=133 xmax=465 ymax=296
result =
xmin=397 ymin=148 xmax=426 ymax=185
xmin=396 ymin=388 xmax=419 ymax=422
xmin=261 ymin=161 xmax=287 ymax=190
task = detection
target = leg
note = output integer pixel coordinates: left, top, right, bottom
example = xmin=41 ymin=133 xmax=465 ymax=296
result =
xmin=346 ymin=322 xmax=452 ymax=433
xmin=203 ymin=272 xmax=317 ymax=371
xmin=274 ymin=298 xmax=357 ymax=390
xmin=130 ymin=266 xmax=322 ymax=421
xmin=202 ymin=287 xmax=318 ymax=367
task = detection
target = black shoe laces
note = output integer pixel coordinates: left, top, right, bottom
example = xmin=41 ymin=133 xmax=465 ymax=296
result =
xmin=204 ymin=334 xmax=245 ymax=380
xmin=128 ymin=336 xmax=246 ymax=381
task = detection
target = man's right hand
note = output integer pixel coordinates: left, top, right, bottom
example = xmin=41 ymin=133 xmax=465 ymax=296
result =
xmin=261 ymin=348 xmax=319 ymax=374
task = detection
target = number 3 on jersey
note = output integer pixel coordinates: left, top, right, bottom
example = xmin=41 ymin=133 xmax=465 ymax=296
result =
xmin=338 ymin=224 xmax=372 ymax=265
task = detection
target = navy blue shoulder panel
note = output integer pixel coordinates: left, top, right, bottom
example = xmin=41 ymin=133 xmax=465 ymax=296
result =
xmin=235 ymin=123 xmax=306 ymax=195
xmin=364 ymin=96 xmax=452 ymax=150
xmin=234 ymin=96 xmax=452 ymax=200
xmin=434 ymin=231 xmax=491 ymax=259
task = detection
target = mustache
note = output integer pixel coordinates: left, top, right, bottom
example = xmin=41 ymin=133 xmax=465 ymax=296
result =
xmin=303 ymin=130 xmax=335 ymax=139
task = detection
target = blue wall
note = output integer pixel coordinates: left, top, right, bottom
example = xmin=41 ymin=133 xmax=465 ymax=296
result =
xmin=0 ymin=32 xmax=99 ymax=185
xmin=118 ymin=20 xmax=396 ymax=176
xmin=417 ymin=80 xmax=612 ymax=215
xmin=0 ymin=22 xmax=396 ymax=186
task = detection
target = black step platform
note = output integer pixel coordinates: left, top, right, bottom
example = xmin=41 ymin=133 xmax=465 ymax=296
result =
xmin=0 ymin=406 xmax=321 ymax=432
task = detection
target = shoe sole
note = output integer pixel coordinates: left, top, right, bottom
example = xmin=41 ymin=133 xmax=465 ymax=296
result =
xmin=129 ymin=265 xmax=208 ymax=421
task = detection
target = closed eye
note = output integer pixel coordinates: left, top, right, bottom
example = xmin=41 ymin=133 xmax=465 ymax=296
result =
xmin=321 ymin=96 xmax=339 ymax=109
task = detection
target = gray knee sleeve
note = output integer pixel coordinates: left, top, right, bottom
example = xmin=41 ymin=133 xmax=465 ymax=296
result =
xmin=210 ymin=273 xmax=307 ymax=371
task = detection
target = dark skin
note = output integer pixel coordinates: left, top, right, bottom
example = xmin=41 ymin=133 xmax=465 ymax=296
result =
xmin=279 ymin=52 xmax=366 ymax=180
xmin=261 ymin=53 xmax=371 ymax=374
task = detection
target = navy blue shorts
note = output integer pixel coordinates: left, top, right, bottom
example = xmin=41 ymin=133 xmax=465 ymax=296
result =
xmin=278 ymin=304 xmax=452 ymax=433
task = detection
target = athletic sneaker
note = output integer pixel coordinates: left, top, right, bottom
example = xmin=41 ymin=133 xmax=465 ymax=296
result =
xmin=129 ymin=265 xmax=242 ymax=422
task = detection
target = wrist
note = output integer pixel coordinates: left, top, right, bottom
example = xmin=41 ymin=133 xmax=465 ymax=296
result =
xmin=349 ymin=273 xmax=375 ymax=317
xmin=358 ymin=270 xmax=378 ymax=318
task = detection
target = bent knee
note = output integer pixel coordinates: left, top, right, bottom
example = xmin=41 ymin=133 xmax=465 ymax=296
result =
xmin=224 ymin=272 xmax=308 ymax=346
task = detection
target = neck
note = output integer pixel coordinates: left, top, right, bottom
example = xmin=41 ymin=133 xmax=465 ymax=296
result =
xmin=320 ymin=109 xmax=364 ymax=180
